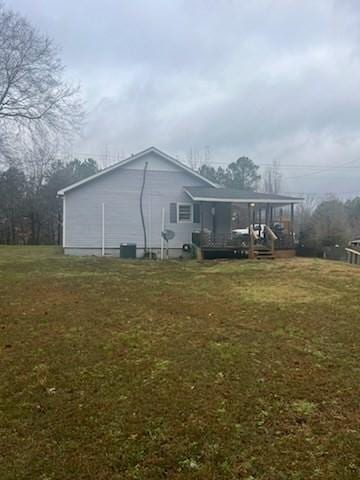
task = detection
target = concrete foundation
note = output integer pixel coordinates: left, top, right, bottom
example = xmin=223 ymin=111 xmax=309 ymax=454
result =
xmin=64 ymin=247 xmax=192 ymax=259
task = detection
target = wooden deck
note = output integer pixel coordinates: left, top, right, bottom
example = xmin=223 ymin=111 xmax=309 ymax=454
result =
xmin=197 ymin=227 xmax=295 ymax=260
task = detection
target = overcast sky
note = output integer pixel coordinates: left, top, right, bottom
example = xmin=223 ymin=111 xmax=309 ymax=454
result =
xmin=9 ymin=0 xmax=360 ymax=197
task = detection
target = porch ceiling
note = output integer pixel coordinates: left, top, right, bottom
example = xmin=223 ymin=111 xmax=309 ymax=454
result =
xmin=184 ymin=186 xmax=303 ymax=205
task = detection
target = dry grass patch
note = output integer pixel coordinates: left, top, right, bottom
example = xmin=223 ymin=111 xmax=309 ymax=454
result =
xmin=0 ymin=247 xmax=359 ymax=480
xmin=235 ymin=277 xmax=342 ymax=305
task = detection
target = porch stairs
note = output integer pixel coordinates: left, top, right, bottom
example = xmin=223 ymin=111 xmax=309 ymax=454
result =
xmin=252 ymin=244 xmax=275 ymax=260
xmin=249 ymin=225 xmax=277 ymax=260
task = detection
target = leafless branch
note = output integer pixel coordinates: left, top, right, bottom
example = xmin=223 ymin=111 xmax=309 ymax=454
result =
xmin=0 ymin=3 xmax=83 ymax=163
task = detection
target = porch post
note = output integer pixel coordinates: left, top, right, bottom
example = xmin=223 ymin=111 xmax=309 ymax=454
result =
xmin=230 ymin=203 xmax=233 ymax=236
xmin=265 ymin=203 xmax=269 ymax=226
xmin=212 ymin=202 xmax=216 ymax=236
xmin=290 ymin=203 xmax=294 ymax=248
xmin=200 ymin=202 xmax=204 ymax=247
xmin=200 ymin=202 xmax=204 ymax=232
xmin=248 ymin=203 xmax=252 ymax=258
xmin=248 ymin=202 xmax=256 ymax=258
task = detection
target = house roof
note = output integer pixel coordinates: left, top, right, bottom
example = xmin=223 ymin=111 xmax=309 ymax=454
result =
xmin=184 ymin=186 xmax=303 ymax=204
xmin=57 ymin=146 xmax=218 ymax=196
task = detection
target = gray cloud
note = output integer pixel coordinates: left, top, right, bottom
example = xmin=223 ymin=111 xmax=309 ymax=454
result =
xmin=9 ymin=0 xmax=360 ymax=196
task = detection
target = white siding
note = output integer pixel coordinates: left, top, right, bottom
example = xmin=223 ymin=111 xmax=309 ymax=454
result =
xmin=64 ymin=152 xmax=208 ymax=250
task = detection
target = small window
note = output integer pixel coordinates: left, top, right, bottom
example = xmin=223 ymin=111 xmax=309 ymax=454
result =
xmin=178 ymin=203 xmax=193 ymax=223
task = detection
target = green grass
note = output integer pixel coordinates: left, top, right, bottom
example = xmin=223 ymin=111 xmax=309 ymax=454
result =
xmin=0 ymin=246 xmax=360 ymax=479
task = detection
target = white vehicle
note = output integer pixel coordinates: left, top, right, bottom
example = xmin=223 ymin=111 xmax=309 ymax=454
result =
xmin=232 ymin=224 xmax=266 ymax=238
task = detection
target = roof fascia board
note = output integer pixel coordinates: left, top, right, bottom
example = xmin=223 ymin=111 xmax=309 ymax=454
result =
xmin=184 ymin=189 xmax=303 ymax=204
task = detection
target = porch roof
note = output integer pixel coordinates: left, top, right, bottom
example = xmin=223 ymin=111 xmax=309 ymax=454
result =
xmin=184 ymin=186 xmax=302 ymax=205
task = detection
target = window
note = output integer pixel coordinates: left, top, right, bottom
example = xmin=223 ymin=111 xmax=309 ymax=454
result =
xmin=178 ymin=203 xmax=193 ymax=223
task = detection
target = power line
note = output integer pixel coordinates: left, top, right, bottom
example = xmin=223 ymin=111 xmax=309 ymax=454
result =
xmin=58 ymin=151 xmax=360 ymax=181
xmin=212 ymin=163 xmax=360 ymax=169
xmin=283 ymin=157 xmax=360 ymax=180
xmin=284 ymin=190 xmax=360 ymax=197
xmin=61 ymin=151 xmax=360 ymax=169
xmin=196 ymin=159 xmax=360 ymax=169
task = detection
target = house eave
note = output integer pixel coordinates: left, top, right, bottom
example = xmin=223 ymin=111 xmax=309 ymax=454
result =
xmin=184 ymin=189 xmax=303 ymax=205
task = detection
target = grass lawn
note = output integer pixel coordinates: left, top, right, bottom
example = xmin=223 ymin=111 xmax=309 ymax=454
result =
xmin=1 ymin=247 xmax=360 ymax=480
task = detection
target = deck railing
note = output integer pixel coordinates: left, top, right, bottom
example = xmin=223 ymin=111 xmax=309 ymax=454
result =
xmin=198 ymin=226 xmax=292 ymax=252
xmin=199 ymin=232 xmax=246 ymax=248
xmin=264 ymin=225 xmax=278 ymax=256
xmin=345 ymin=247 xmax=360 ymax=265
xmin=248 ymin=225 xmax=258 ymax=259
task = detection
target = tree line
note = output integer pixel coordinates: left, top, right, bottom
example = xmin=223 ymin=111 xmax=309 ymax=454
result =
xmin=297 ymin=197 xmax=360 ymax=252
xmin=0 ymin=159 xmax=98 ymax=245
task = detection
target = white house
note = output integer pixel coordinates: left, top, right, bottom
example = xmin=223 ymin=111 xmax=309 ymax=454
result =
xmin=57 ymin=146 xmax=302 ymax=259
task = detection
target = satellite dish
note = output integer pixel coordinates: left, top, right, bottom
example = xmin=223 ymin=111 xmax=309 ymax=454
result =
xmin=162 ymin=229 xmax=175 ymax=241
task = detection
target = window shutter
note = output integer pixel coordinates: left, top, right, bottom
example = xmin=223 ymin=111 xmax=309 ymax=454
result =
xmin=193 ymin=204 xmax=200 ymax=223
xmin=170 ymin=203 xmax=177 ymax=223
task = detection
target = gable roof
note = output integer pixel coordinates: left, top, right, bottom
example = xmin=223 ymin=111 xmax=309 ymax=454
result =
xmin=57 ymin=146 xmax=217 ymax=196
xmin=184 ymin=186 xmax=303 ymax=204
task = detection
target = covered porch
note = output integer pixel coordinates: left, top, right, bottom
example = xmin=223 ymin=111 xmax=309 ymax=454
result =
xmin=184 ymin=187 xmax=303 ymax=260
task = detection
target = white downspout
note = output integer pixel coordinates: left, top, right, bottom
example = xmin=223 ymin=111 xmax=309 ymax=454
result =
xmin=102 ymin=202 xmax=105 ymax=256
xmin=160 ymin=207 xmax=165 ymax=260
xmin=62 ymin=195 xmax=66 ymax=248
xmin=148 ymin=195 xmax=152 ymax=258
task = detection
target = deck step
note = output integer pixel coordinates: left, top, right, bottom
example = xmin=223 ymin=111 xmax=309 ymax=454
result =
xmin=253 ymin=248 xmax=274 ymax=260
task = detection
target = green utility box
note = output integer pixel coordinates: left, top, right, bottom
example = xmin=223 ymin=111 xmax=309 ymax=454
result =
xmin=120 ymin=243 xmax=137 ymax=259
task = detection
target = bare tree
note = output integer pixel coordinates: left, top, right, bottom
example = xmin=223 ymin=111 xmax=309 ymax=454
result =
xmin=295 ymin=194 xmax=318 ymax=240
xmin=187 ymin=146 xmax=212 ymax=171
xmin=187 ymin=148 xmax=200 ymax=171
xmin=263 ymin=160 xmax=282 ymax=194
xmin=0 ymin=3 xmax=83 ymax=163
xmin=311 ymin=197 xmax=351 ymax=247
